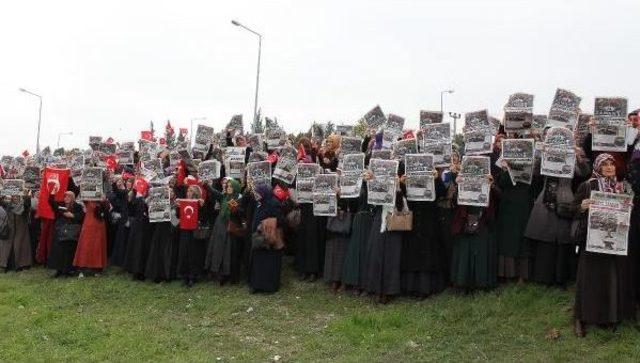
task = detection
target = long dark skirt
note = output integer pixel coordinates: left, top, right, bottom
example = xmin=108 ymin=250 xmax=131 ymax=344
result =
xmin=205 ymin=217 xmax=242 ymax=282
xmin=29 ymin=215 xmax=41 ymax=263
xmin=402 ymin=271 xmax=445 ymax=295
xmin=574 ymin=251 xmax=636 ymax=324
xmin=365 ymin=212 xmax=402 ymax=296
xmin=324 ymin=234 xmax=349 ymax=283
xmin=295 ymin=205 xmax=326 ymax=275
xmin=249 ymin=248 xmax=283 ymax=293
xmin=438 ymin=208 xmax=455 ymax=284
xmin=109 ymin=220 xmax=129 ymax=267
xmin=450 ymin=228 xmax=497 ymax=289
xmin=145 ymin=223 xmax=174 ymax=281
xmin=123 ymin=220 xmax=150 ymax=276
xmin=531 ymin=239 xmax=576 ymax=286
xmin=48 ymin=239 xmax=78 ymax=274
xmin=342 ymin=211 xmax=374 ymax=288
xmin=177 ymin=230 xmax=203 ymax=281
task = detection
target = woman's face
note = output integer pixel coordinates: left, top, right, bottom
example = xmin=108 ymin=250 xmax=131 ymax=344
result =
xmin=116 ymin=178 xmax=125 ymax=190
xmin=600 ymin=159 xmax=616 ymax=178
xmin=225 ymin=182 xmax=234 ymax=195
xmin=452 ymin=153 xmax=460 ymax=164
xmin=63 ymin=193 xmax=74 ymax=206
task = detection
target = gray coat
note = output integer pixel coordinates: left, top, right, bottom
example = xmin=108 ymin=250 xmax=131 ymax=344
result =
xmin=524 ymin=177 xmax=574 ymax=244
xmin=0 ymin=200 xmax=32 ymax=269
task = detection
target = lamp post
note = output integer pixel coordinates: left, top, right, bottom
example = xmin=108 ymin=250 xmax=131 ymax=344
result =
xmin=449 ymin=112 xmax=461 ymax=136
xmin=19 ymin=88 xmax=43 ymax=154
xmin=231 ymin=20 xmax=262 ymax=132
xmin=190 ymin=117 xmax=207 ymax=148
xmin=57 ymin=132 xmax=73 ymax=148
xmin=440 ymin=89 xmax=454 ymax=113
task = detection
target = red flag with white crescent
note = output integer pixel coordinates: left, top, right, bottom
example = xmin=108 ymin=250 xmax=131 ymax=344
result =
xmin=178 ymin=199 xmax=199 ymax=230
xmin=37 ymin=167 xmax=71 ymax=219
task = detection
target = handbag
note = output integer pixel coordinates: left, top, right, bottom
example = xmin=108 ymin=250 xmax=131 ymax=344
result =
xmin=386 ymin=198 xmax=413 ymax=232
xmin=227 ymin=219 xmax=248 ymax=238
xmin=463 ymin=210 xmax=483 ymax=235
xmin=326 ymin=211 xmax=352 ymax=234
xmin=251 ymin=231 xmax=267 ymax=250
xmin=261 ymin=218 xmax=285 ymax=250
xmin=55 ymin=223 xmax=81 ymax=241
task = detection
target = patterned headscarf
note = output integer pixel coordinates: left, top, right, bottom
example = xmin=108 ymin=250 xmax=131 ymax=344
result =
xmin=592 ymin=153 xmax=624 ymax=193
xmin=220 ymin=178 xmax=241 ymax=219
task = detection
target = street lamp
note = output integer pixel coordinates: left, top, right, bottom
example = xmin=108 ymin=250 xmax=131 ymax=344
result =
xmin=440 ymin=89 xmax=454 ymax=113
xmin=231 ymin=19 xmax=262 ymax=132
xmin=449 ymin=112 xmax=461 ymax=136
xmin=57 ymin=132 xmax=73 ymax=148
xmin=190 ymin=117 xmax=207 ymax=148
xmin=19 ymin=88 xmax=43 ymax=154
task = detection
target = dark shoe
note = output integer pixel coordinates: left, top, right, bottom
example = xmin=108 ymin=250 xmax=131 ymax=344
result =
xmin=52 ymin=271 xmax=63 ymax=278
xmin=574 ymin=320 xmax=586 ymax=338
xmin=308 ymin=274 xmax=317 ymax=282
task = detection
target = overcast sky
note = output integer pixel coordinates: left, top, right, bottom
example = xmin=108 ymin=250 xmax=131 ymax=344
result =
xmin=1 ymin=0 xmax=638 ymax=155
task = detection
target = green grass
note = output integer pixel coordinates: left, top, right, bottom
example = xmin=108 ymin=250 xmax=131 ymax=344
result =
xmin=1 ymin=264 xmax=639 ymax=362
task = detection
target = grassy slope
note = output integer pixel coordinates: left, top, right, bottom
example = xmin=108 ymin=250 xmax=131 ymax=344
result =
xmin=0 ymin=266 xmax=639 ymax=362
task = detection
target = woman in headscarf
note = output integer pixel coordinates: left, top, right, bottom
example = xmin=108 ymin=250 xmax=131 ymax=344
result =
xmin=573 ymin=153 xmax=636 ymax=336
xmin=363 ymin=169 xmax=406 ymax=304
xmin=48 ymin=191 xmax=85 ymax=277
xmin=495 ymin=157 xmax=536 ymax=284
xmin=108 ymin=175 xmax=131 ymax=267
xmin=295 ymin=140 xmax=325 ymax=282
xmin=249 ymin=184 xmax=284 ymax=293
xmin=0 ymin=192 xmax=33 ymax=272
xmin=400 ymin=168 xmax=449 ymax=299
xmin=73 ymin=195 xmax=110 ymax=277
xmin=145 ymin=187 xmax=179 ymax=283
xmin=449 ymin=173 xmax=498 ymax=292
xmin=524 ymin=147 xmax=591 ymax=287
xmin=177 ymin=185 xmax=206 ymax=287
xmin=204 ymin=178 xmax=245 ymax=285
xmin=342 ymin=129 xmax=376 ymax=295
xmin=123 ymin=178 xmax=151 ymax=280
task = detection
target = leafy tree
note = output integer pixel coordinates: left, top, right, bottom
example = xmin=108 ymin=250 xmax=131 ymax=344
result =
xmin=252 ymin=108 xmax=264 ymax=134
xmin=353 ymin=118 xmax=368 ymax=138
xmin=325 ymin=121 xmax=335 ymax=135
xmin=453 ymin=133 xmax=465 ymax=154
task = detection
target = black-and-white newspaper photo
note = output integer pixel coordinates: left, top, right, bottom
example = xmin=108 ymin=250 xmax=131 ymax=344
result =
xmin=547 ymin=88 xmax=581 ymax=129
xmin=586 ymin=191 xmax=633 ymax=256
xmin=80 ymin=167 xmax=104 ymax=201
xmin=148 ymin=186 xmax=172 ymax=223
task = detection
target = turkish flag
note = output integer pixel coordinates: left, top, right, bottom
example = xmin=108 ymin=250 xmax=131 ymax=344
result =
xmin=37 ymin=167 xmax=71 ymax=219
xmin=106 ymin=155 xmax=117 ymax=171
xmin=178 ymin=199 xmax=199 ymax=230
xmin=141 ymin=131 xmax=154 ymax=141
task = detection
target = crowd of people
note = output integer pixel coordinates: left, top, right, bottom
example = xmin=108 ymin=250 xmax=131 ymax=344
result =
xmin=1 ymin=105 xmax=640 ymax=338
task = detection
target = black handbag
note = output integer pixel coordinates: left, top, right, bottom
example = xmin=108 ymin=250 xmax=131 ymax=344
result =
xmin=326 ymin=211 xmax=352 ymax=234
xmin=55 ymin=223 xmax=81 ymax=241
xmin=251 ymin=231 xmax=267 ymax=250
xmin=463 ymin=210 xmax=483 ymax=235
